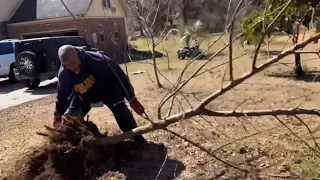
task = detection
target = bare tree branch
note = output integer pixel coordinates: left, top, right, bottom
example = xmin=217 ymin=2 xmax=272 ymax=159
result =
xmin=225 ymin=0 xmax=234 ymax=33
xmin=212 ymin=125 xmax=281 ymax=153
xmin=274 ymin=116 xmax=320 ymax=157
xmin=60 ymin=0 xmax=76 ymax=20
xmin=251 ymin=0 xmax=293 ymax=69
xmin=228 ymin=0 xmax=245 ymax=81
xmin=200 ymin=108 xmax=320 ymax=117
xmin=294 ymin=115 xmax=320 ymax=152
xmin=158 ymin=33 xmax=243 ymax=116
xmin=164 ymin=128 xmax=245 ymax=171
xmin=199 ymin=32 xmax=320 ymax=109
xmin=96 ymin=32 xmax=320 ymax=147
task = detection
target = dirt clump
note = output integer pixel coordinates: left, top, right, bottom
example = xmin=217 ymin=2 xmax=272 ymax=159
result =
xmin=11 ymin=115 xmax=139 ymax=180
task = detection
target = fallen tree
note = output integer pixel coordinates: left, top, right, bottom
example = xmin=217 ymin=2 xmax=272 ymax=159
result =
xmin=98 ymin=31 xmax=320 ymax=146
xmin=13 ymin=115 xmax=160 ymax=180
xmin=33 ymin=0 xmax=320 ymax=175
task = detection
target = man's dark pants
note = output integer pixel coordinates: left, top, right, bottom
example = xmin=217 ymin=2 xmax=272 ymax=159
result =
xmin=101 ymin=59 xmax=140 ymax=135
xmin=103 ymin=99 xmax=138 ymax=133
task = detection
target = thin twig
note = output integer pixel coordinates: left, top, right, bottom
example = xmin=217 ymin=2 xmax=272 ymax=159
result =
xmin=60 ymin=0 xmax=76 ymax=19
xmin=165 ymin=128 xmax=246 ymax=171
xmin=212 ymin=125 xmax=281 ymax=153
xmin=252 ymin=0 xmax=293 ymax=69
xmin=228 ymin=0 xmax=245 ymax=81
xmin=294 ymin=115 xmax=320 ymax=152
xmin=274 ymin=116 xmax=320 ymax=157
xmin=154 ymin=152 xmax=168 ymax=180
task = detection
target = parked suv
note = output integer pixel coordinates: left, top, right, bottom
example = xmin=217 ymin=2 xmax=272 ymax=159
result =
xmin=0 ymin=39 xmax=19 ymax=83
xmin=13 ymin=36 xmax=97 ymax=89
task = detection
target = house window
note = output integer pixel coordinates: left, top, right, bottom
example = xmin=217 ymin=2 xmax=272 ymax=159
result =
xmin=112 ymin=22 xmax=120 ymax=39
xmin=98 ymin=24 xmax=106 ymax=42
xmin=102 ymin=0 xmax=111 ymax=8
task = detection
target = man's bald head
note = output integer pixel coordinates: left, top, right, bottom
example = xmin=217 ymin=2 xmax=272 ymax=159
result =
xmin=58 ymin=45 xmax=81 ymax=74
xmin=58 ymin=45 xmax=78 ymax=63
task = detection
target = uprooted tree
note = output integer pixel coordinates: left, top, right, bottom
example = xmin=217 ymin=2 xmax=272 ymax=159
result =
xmin=23 ymin=0 xmax=320 ymax=178
xmin=98 ymin=0 xmax=320 ymax=170
xmin=241 ymin=0 xmax=320 ymax=76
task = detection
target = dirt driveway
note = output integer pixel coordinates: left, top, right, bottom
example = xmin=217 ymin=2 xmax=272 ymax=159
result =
xmin=0 ymin=78 xmax=58 ymax=110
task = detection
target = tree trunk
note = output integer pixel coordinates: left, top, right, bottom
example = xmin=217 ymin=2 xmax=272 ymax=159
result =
xmin=292 ymin=33 xmax=305 ymax=76
xmin=181 ymin=0 xmax=189 ymax=26
xmin=295 ymin=53 xmax=305 ymax=76
xmin=166 ymin=51 xmax=171 ymax=70
xmin=151 ymin=40 xmax=162 ymax=88
xmin=139 ymin=26 xmax=144 ymax=37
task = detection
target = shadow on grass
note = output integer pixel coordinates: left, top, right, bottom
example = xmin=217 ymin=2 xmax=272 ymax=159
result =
xmin=9 ymin=116 xmax=185 ymax=180
xmin=260 ymin=50 xmax=282 ymax=57
xmin=178 ymin=52 xmax=227 ymax=61
xmin=206 ymin=52 xmax=227 ymax=58
xmin=210 ymin=145 xmax=301 ymax=179
xmin=267 ymin=71 xmax=320 ymax=83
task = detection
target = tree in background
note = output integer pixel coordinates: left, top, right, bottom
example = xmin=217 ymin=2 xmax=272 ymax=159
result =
xmin=177 ymin=0 xmax=262 ymax=33
xmin=124 ymin=0 xmax=178 ymax=88
xmin=241 ymin=0 xmax=320 ymax=76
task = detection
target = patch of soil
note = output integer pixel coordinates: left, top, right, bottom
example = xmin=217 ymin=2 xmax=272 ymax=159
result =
xmin=9 ymin=115 xmax=184 ymax=180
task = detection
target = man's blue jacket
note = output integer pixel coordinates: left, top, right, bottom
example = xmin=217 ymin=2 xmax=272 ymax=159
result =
xmin=54 ymin=49 xmax=135 ymax=116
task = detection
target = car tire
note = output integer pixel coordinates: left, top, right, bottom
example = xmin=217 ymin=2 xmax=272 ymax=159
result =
xmin=178 ymin=52 xmax=186 ymax=60
xmin=21 ymin=78 xmax=41 ymax=89
xmin=8 ymin=66 xmax=19 ymax=83
xmin=16 ymin=51 xmax=42 ymax=77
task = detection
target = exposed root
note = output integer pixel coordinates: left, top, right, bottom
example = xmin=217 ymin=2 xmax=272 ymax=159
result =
xmin=13 ymin=115 xmax=139 ymax=180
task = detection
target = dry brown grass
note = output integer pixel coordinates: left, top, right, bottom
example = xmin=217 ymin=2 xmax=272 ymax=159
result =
xmin=1 ymin=30 xmax=320 ymax=179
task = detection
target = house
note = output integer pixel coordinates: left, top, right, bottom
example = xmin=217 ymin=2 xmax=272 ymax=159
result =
xmin=0 ymin=0 xmax=129 ymax=62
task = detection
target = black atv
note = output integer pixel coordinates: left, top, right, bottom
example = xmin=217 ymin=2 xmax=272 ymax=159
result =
xmin=177 ymin=40 xmax=204 ymax=60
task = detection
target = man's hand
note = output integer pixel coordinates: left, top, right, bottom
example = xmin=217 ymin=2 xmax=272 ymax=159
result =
xmin=130 ymin=98 xmax=145 ymax=115
xmin=53 ymin=115 xmax=62 ymax=129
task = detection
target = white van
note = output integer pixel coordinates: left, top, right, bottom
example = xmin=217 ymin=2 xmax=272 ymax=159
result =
xmin=0 ymin=39 xmax=18 ymax=82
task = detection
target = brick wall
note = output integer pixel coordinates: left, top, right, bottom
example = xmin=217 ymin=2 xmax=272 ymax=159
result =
xmin=0 ymin=22 xmax=8 ymax=40
xmin=7 ymin=18 xmax=128 ymax=62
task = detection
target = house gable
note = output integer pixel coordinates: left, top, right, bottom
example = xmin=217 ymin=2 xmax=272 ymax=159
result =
xmin=86 ymin=0 xmax=125 ymax=18
xmin=10 ymin=0 xmax=37 ymax=23
xmin=9 ymin=0 xmax=94 ymax=23
xmin=0 ymin=0 xmax=24 ymax=22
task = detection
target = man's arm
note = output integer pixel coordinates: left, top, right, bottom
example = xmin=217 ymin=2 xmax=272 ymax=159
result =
xmin=83 ymin=51 xmax=145 ymax=115
xmin=84 ymin=52 xmax=136 ymax=101
xmin=54 ymin=67 xmax=74 ymax=117
xmin=65 ymin=93 xmax=91 ymax=118
xmin=55 ymin=66 xmax=91 ymax=118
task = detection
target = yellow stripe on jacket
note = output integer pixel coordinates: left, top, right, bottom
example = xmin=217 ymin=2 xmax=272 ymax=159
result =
xmin=75 ymin=75 xmax=96 ymax=94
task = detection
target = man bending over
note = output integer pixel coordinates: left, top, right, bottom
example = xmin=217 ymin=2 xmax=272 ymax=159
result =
xmin=53 ymin=45 xmax=147 ymax=144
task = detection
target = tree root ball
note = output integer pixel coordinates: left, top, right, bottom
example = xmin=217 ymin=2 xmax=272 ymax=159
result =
xmin=16 ymin=115 xmax=138 ymax=180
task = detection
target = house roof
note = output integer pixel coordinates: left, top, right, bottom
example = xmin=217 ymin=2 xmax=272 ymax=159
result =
xmin=117 ymin=0 xmax=129 ymax=17
xmin=9 ymin=0 xmax=94 ymax=23
xmin=0 ymin=0 xmax=24 ymax=21
xmin=37 ymin=0 xmax=93 ymax=20
xmin=9 ymin=0 xmax=126 ymax=23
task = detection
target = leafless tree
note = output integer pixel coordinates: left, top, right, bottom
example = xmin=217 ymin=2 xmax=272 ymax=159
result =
xmin=124 ymin=0 xmax=178 ymax=88
xmin=63 ymin=0 xmax=320 ymax=174
xmin=96 ymin=0 xmax=320 ymax=172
